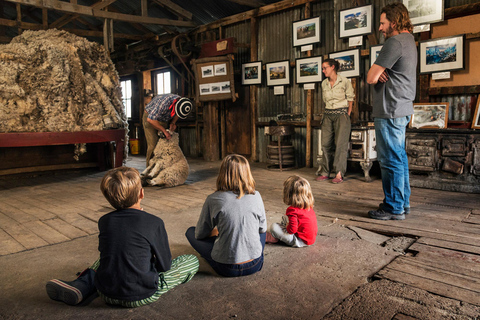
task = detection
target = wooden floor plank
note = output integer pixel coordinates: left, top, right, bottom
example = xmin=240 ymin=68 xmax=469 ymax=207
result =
xmin=464 ymin=213 xmax=480 ymax=225
xmin=416 ymin=237 xmax=480 ymax=255
xmin=24 ymin=220 xmax=70 ymax=244
xmin=43 ymin=218 xmax=88 ymax=239
xmin=0 ymin=228 xmax=25 ymax=255
xmin=377 ymin=265 xmax=480 ymax=306
xmin=0 ymin=221 xmax=49 ymax=250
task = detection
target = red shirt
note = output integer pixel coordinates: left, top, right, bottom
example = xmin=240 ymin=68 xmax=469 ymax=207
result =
xmin=285 ymin=206 xmax=318 ymax=245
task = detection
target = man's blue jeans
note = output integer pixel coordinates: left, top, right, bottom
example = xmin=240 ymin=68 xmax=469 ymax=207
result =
xmin=374 ymin=116 xmax=411 ymax=215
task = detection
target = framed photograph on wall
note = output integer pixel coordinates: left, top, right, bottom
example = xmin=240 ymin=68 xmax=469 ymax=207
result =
xmin=370 ymin=44 xmax=383 ymax=67
xmin=329 ymin=49 xmax=360 ymax=78
xmin=339 ymin=5 xmax=372 ymax=38
xmin=266 ymin=60 xmax=290 ymax=86
xmin=410 ymin=103 xmax=449 ymax=129
xmin=295 ymin=56 xmax=322 ymax=84
xmin=472 ymin=97 xmax=480 ymax=129
xmin=403 ymin=0 xmax=444 ymax=26
xmin=419 ymin=34 xmax=465 ymax=74
xmin=242 ymin=61 xmax=262 ymax=85
xmin=292 ymin=16 xmax=320 ymax=47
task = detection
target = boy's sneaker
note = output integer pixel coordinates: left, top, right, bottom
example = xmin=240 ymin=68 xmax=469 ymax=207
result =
xmin=265 ymin=232 xmax=279 ymax=244
xmin=46 ymin=268 xmax=96 ymax=305
xmin=379 ymin=203 xmax=410 ymax=215
xmin=368 ymin=209 xmax=405 ymax=221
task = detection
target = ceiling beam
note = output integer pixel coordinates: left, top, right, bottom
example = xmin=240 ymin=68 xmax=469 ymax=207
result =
xmin=150 ymin=0 xmax=193 ymax=20
xmin=224 ymin=0 xmax=265 ymax=7
xmin=50 ymin=0 xmax=117 ymax=29
xmin=5 ymin=0 xmax=196 ymax=27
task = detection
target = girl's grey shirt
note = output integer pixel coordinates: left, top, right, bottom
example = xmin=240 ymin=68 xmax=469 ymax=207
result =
xmin=195 ymin=190 xmax=267 ymax=264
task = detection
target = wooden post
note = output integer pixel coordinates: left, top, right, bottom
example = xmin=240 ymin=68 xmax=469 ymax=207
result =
xmin=419 ymin=31 xmax=431 ymax=103
xmin=351 ymin=78 xmax=359 ymax=124
xmin=305 ymin=4 xmax=313 ymax=168
xmin=220 ymin=101 xmax=226 ymax=159
xmin=203 ymin=102 xmax=220 ymax=161
xmin=250 ymin=17 xmax=258 ymax=161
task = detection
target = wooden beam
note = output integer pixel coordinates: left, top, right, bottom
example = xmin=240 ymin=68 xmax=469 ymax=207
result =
xmin=193 ymin=0 xmax=314 ymax=33
xmin=445 ymin=2 xmax=480 ymax=20
xmin=141 ymin=0 xmax=147 ymax=17
xmin=4 ymin=0 xmax=196 ymax=27
xmin=250 ymin=17 xmax=258 ymax=161
xmin=50 ymin=0 xmax=117 ymax=29
xmin=150 ymin=0 xmax=193 ymax=20
xmin=305 ymin=3 xmax=312 ymax=168
xmin=224 ymin=0 xmax=265 ymax=7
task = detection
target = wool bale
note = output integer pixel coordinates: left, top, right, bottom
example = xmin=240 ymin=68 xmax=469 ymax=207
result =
xmin=0 ymin=29 xmax=127 ymax=133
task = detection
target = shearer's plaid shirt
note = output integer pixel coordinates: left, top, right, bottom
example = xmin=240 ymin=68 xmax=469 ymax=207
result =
xmin=145 ymin=93 xmax=180 ymax=122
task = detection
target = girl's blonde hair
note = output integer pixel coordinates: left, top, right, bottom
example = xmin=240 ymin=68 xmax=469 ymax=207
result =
xmin=283 ymin=175 xmax=314 ymax=210
xmin=100 ymin=167 xmax=142 ymax=210
xmin=216 ymin=154 xmax=256 ymax=199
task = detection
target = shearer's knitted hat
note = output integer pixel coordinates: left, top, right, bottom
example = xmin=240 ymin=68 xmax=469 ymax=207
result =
xmin=175 ymin=98 xmax=193 ymax=119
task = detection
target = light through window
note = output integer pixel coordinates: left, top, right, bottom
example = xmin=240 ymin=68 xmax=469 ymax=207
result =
xmin=156 ymin=72 xmax=171 ymax=94
xmin=120 ymin=80 xmax=132 ymax=119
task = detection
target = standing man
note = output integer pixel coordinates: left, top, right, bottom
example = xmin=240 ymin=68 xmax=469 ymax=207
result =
xmin=143 ymin=94 xmax=192 ymax=166
xmin=366 ymin=3 xmax=416 ymax=220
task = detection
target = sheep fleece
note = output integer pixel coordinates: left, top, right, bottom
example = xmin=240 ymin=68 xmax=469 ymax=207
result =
xmin=141 ymin=132 xmax=189 ymax=187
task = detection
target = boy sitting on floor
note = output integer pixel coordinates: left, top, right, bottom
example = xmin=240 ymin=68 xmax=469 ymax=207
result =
xmin=46 ymin=167 xmax=199 ymax=307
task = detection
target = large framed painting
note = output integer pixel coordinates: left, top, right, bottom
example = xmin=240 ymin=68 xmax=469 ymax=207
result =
xmin=292 ymin=16 xmax=320 ymax=47
xmin=242 ymin=61 xmax=262 ymax=85
xmin=266 ymin=60 xmax=290 ymax=86
xmin=295 ymin=56 xmax=322 ymax=84
xmin=419 ymin=34 xmax=465 ymax=74
xmin=339 ymin=5 xmax=372 ymax=38
xmin=328 ymin=49 xmax=360 ymax=78
xmin=403 ymin=0 xmax=444 ymax=26
xmin=410 ymin=103 xmax=449 ymax=129
xmin=370 ymin=44 xmax=383 ymax=67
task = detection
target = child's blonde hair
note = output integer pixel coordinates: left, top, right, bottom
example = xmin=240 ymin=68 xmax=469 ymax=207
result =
xmin=283 ymin=175 xmax=314 ymax=210
xmin=100 ymin=167 xmax=142 ymax=210
xmin=216 ymin=154 xmax=256 ymax=199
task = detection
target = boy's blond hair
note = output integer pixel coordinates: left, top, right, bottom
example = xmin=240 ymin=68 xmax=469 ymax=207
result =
xmin=100 ymin=167 xmax=142 ymax=210
xmin=283 ymin=175 xmax=314 ymax=210
xmin=216 ymin=154 xmax=256 ymax=199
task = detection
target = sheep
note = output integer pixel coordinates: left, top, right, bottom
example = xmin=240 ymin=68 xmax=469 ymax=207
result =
xmin=141 ymin=131 xmax=189 ymax=188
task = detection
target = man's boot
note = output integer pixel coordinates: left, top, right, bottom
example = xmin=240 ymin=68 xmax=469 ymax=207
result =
xmin=46 ymin=268 xmax=96 ymax=305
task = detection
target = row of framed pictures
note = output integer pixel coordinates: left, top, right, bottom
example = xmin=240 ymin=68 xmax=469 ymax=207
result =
xmin=293 ymin=1 xmax=444 ymax=46
xmin=242 ymin=33 xmax=465 ymax=86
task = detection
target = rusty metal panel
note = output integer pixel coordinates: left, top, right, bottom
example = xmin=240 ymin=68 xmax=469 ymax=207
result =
xmin=442 ymin=158 xmax=464 ymax=175
xmin=442 ymin=137 xmax=467 ymax=156
xmin=406 ymin=136 xmax=438 ymax=171
xmin=472 ymin=140 xmax=480 ymax=176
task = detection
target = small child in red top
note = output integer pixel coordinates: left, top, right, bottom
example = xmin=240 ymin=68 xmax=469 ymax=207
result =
xmin=266 ymin=175 xmax=318 ymax=247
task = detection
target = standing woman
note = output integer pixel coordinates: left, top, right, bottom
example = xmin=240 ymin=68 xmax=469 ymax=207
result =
xmin=185 ymin=154 xmax=267 ymax=277
xmin=316 ymin=58 xmax=355 ymax=184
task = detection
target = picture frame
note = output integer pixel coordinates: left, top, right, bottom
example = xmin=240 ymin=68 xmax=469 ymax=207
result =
xmin=241 ymin=61 xmax=262 ymax=85
xmin=370 ymin=44 xmax=383 ymax=67
xmin=339 ymin=5 xmax=372 ymax=38
xmin=292 ymin=16 xmax=320 ymax=47
xmin=419 ymin=34 xmax=465 ymax=74
xmin=403 ymin=0 xmax=444 ymax=26
xmin=214 ymin=64 xmax=227 ymax=76
xmin=410 ymin=103 xmax=449 ymax=129
xmin=266 ymin=60 xmax=290 ymax=86
xmin=295 ymin=56 xmax=322 ymax=84
xmin=201 ymin=65 xmax=214 ymax=78
xmin=329 ymin=49 xmax=360 ymax=78
xmin=472 ymin=96 xmax=480 ymax=129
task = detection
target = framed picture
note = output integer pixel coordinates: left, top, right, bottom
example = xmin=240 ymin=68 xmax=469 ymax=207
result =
xmin=370 ymin=44 xmax=383 ymax=67
xmin=419 ymin=35 xmax=465 ymax=74
xmin=403 ymin=0 xmax=444 ymax=26
xmin=201 ymin=65 xmax=214 ymax=78
xmin=214 ymin=64 xmax=227 ymax=76
xmin=329 ymin=49 xmax=360 ymax=78
xmin=293 ymin=17 xmax=320 ymax=47
xmin=339 ymin=5 xmax=372 ymax=38
xmin=295 ymin=56 xmax=322 ymax=84
xmin=410 ymin=103 xmax=449 ymax=129
xmin=266 ymin=60 xmax=290 ymax=86
xmin=472 ymin=96 xmax=480 ymax=129
xmin=242 ymin=61 xmax=262 ymax=85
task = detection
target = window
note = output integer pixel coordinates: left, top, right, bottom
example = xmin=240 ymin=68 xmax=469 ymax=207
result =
xmin=120 ymin=80 xmax=132 ymax=119
xmin=156 ymin=71 xmax=171 ymax=95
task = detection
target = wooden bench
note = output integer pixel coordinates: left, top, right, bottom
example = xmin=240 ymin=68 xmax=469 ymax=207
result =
xmin=0 ymin=129 xmax=127 ymax=174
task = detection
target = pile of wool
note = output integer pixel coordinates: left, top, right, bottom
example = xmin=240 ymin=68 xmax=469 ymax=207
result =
xmin=0 ymin=29 xmax=127 ymax=133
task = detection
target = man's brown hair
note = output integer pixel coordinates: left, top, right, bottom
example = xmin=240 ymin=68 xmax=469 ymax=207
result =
xmin=381 ymin=2 xmax=413 ymax=33
xmin=100 ymin=167 xmax=142 ymax=210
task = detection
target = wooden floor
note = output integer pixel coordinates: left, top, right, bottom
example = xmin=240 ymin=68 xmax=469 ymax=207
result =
xmin=1 ymin=155 xmax=479 ymax=308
